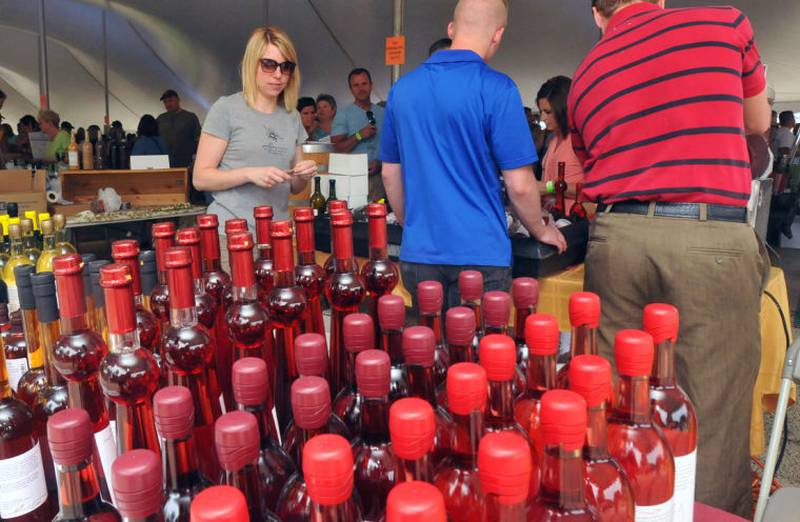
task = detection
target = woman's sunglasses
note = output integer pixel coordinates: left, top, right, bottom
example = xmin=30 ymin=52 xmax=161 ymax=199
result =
xmin=259 ymin=58 xmax=296 ymax=75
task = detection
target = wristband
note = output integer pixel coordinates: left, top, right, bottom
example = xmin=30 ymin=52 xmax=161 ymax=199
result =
xmin=355 ymin=131 xmax=363 ymax=141
xmin=546 ymin=181 xmax=555 ymax=194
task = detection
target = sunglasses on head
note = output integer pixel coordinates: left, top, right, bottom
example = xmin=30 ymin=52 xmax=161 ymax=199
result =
xmin=259 ymin=58 xmax=296 ymax=75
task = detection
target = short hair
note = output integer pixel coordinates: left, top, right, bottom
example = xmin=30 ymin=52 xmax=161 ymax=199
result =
xmin=241 ymin=26 xmax=301 ymax=113
xmin=111 ymin=120 xmax=123 ymax=129
xmin=591 ymin=0 xmax=658 ymax=18
xmin=779 ymin=111 xmax=795 ymax=127
xmin=316 ymin=93 xmax=337 ymax=111
xmin=429 ymin=37 xmax=452 ymax=56
xmin=1 ymin=123 xmax=14 ymax=138
xmin=38 ymin=109 xmax=60 ymax=127
xmin=348 ymin=68 xmax=372 ymax=87
xmin=20 ymin=114 xmax=38 ymax=130
xmin=137 ymin=114 xmax=159 ymax=137
xmin=60 ymin=121 xmax=73 ymax=131
xmin=297 ymin=97 xmax=316 ymax=112
xmin=536 ymin=76 xmax=572 ymax=138
xmin=88 ymin=124 xmax=100 ymax=132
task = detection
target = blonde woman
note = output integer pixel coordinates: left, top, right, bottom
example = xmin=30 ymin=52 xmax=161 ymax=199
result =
xmin=194 ymin=26 xmax=317 ymax=240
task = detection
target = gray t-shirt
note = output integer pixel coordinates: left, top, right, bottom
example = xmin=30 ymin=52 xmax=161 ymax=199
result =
xmin=202 ymin=92 xmax=307 ymax=230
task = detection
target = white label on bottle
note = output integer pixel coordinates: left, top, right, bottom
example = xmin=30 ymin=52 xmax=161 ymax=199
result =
xmin=674 ymin=450 xmax=696 ymax=522
xmin=6 ymin=357 xmax=29 ymax=392
xmin=7 ymin=283 xmax=19 ymax=313
xmin=94 ymin=424 xmax=118 ymax=504
xmin=0 ymin=442 xmax=48 ymax=518
xmin=635 ymin=498 xmax=674 ymax=522
xmin=68 ymin=151 xmax=79 ymax=168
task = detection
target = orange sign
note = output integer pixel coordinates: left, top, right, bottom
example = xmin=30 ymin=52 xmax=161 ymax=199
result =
xmin=386 ymin=36 xmax=406 ymax=66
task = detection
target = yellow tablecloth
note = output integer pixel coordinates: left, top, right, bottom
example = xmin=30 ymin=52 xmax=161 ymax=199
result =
xmin=537 ymin=264 xmax=796 ymax=457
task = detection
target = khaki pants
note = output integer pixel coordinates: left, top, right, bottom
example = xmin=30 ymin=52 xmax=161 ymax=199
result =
xmin=584 ymin=208 xmax=769 ymax=518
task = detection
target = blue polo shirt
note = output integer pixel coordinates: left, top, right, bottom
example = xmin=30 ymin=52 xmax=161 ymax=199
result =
xmin=380 ymin=50 xmax=537 ymax=267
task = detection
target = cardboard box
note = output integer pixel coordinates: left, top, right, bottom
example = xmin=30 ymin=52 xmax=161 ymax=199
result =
xmin=320 ymin=174 xmax=368 ymax=200
xmin=328 ymin=153 xmax=368 ymax=176
xmin=0 ymin=169 xmax=47 ymax=214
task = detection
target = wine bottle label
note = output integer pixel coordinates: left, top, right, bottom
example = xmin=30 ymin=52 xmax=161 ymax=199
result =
xmin=673 ymin=449 xmax=696 ymax=522
xmin=0 ymin=442 xmax=49 ymax=518
xmin=94 ymin=423 xmax=118 ymax=503
xmin=635 ymin=498 xmax=674 ymax=522
xmin=68 ymin=151 xmax=79 ymax=167
xmin=6 ymin=357 xmax=29 ymax=392
xmin=7 ymin=283 xmax=20 ymax=313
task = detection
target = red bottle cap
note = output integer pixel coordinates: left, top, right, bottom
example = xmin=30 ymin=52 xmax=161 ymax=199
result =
xmin=389 ymin=398 xmax=435 ymax=461
xmin=111 ymin=239 xmax=139 ymax=260
xmin=100 ymin=263 xmax=137 ymax=335
xmin=153 ymin=386 xmax=195 ymax=440
xmin=386 ymin=481 xmax=446 ymax=522
xmin=512 ymin=277 xmax=539 ymax=310
xmin=227 ymin=232 xmax=256 ymax=288
xmin=328 ymin=200 xmax=347 ymax=213
xmin=190 ymin=486 xmax=248 ymax=522
xmin=478 ymin=334 xmax=517 ymax=382
xmin=446 ymin=306 xmax=476 ymax=347
xmin=642 ymin=303 xmax=679 ymax=344
xmin=367 ymin=202 xmax=387 ymax=218
xmin=270 ymin=220 xmax=294 ymax=272
xmin=478 ymin=431 xmax=532 ymax=504
xmin=378 ymin=294 xmax=405 ymax=331
xmin=540 ymin=389 xmax=587 ymax=451
xmin=294 ymin=207 xmax=315 ymax=253
xmin=294 ymin=207 xmax=314 ymax=221
xmin=302 ymin=434 xmax=354 ymax=506
xmin=402 ymin=326 xmax=435 ymax=367
xmin=232 ymin=357 xmax=270 ymax=407
xmin=164 ymin=246 xmax=192 ymax=268
xmin=614 ymin=329 xmax=654 ymax=377
xmin=214 ymin=411 xmax=260 ymax=472
xmin=343 ymin=313 xmax=374 ymax=353
xmin=224 ymin=218 xmax=248 ymax=235
xmin=355 ymin=349 xmax=391 ymax=398
xmin=271 ymin=219 xmax=292 ymax=237
xmin=295 ymin=333 xmax=328 ymax=377
xmin=367 ymin=203 xmax=388 ymax=250
xmin=291 ymin=376 xmax=331 ymax=429
xmin=254 ymin=206 xmax=273 ymax=219
xmin=417 ymin=281 xmax=443 ymax=315
xmin=483 ymin=290 xmax=511 ymax=327
xmin=176 ymin=227 xmax=202 ymax=254
xmin=569 ymin=355 xmax=612 ymax=408
xmin=196 ymin=214 xmax=219 ymax=229
xmin=52 ymin=253 xmax=87 ymax=319
xmin=164 ymin=246 xmax=194 ymax=309
xmin=446 ymin=362 xmax=488 ymax=416
xmin=112 ymin=449 xmax=163 ymax=519
xmin=330 ymin=210 xmax=354 ymax=226
xmin=110 ymin=240 xmax=144 ymax=296
xmin=525 ymin=313 xmax=559 ymax=356
xmin=152 ymin=221 xmax=176 ymax=238
xmin=569 ymin=292 xmax=601 ymax=328
xmin=47 ymin=408 xmax=93 ymax=466
xmin=458 ymin=270 xmax=483 ymax=301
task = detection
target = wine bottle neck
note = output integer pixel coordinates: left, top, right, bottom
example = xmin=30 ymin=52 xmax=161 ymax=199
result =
xmin=652 ymin=340 xmax=676 ymax=386
xmin=405 ymin=364 xmax=438 ymax=407
xmin=400 ymin=455 xmax=434 ymax=483
xmin=526 ymin=353 xmax=557 ymax=393
xmin=21 ymin=308 xmax=43 ymax=370
xmin=418 ymin=312 xmax=443 ymax=345
xmin=109 ymin=330 xmax=141 ymax=353
xmin=223 ymin=464 xmax=263 ymax=510
xmin=569 ymin=325 xmax=597 ymax=358
xmin=539 ymin=445 xmax=586 ymax=510
xmin=55 ymin=459 xmax=103 ymax=519
xmin=295 ymin=221 xmax=316 ymax=255
xmin=39 ymin=319 xmax=65 ymax=385
xmin=240 ymin=404 xmax=278 ymax=449
xmin=514 ymin=305 xmax=533 ymax=343
xmin=487 ymin=380 xmax=516 ymax=424
xmin=360 ymin=396 xmax=390 ymax=442
xmin=485 ymin=497 xmax=528 ymax=522
xmin=163 ymin=435 xmax=203 ymax=492
xmin=169 ymin=306 xmax=199 ymax=328
xmin=585 ymin=403 xmax=611 ymax=460
xmin=614 ymin=375 xmax=652 ymax=423
xmin=450 ymin=410 xmax=484 ymax=469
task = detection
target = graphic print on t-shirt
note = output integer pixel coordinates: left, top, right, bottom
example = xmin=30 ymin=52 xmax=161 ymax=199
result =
xmin=263 ymin=126 xmax=290 ymax=157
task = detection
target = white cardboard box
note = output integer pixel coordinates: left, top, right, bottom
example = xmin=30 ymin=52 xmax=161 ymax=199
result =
xmin=328 ymin=153 xmax=368 ymax=176
xmin=321 ymin=174 xmax=368 ymax=200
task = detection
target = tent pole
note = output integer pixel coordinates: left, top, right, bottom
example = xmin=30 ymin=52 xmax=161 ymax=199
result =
xmin=102 ymin=2 xmax=110 ymax=131
xmin=36 ymin=0 xmax=49 ymax=109
xmin=392 ymin=0 xmax=403 ymax=85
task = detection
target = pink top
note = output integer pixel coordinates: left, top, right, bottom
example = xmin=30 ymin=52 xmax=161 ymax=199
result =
xmin=542 ymin=133 xmax=585 ymax=209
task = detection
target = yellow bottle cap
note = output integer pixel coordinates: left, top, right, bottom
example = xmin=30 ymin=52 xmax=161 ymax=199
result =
xmin=0 ymin=215 xmax=8 ymax=237
xmin=9 ymin=217 xmax=20 ymax=226
xmin=38 ymin=212 xmax=51 ymax=224
xmin=24 ymin=210 xmax=38 ymax=230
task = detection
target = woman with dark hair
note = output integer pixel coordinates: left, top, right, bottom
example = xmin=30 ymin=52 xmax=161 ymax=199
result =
xmin=315 ymin=93 xmax=337 ymax=138
xmin=297 ymin=97 xmax=326 ymax=141
xmin=537 ymin=76 xmax=584 ymax=205
xmin=131 ymin=114 xmax=168 ymax=156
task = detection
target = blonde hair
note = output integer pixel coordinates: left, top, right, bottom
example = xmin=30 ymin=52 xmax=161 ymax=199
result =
xmin=38 ymin=109 xmax=60 ymax=127
xmin=241 ymin=26 xmax=301 ymax=112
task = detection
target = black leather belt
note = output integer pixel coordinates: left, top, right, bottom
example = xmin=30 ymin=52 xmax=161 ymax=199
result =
xmin=597 ymin=201 xmax=748 ymax=223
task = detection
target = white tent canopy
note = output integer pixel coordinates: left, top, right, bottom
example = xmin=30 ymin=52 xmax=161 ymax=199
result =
xmin=1 ymin=0 xmax=798 ymax=131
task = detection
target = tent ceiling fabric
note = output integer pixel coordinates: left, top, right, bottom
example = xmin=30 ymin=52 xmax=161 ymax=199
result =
xmin=1 ymin=0 xmax=798 ymax=130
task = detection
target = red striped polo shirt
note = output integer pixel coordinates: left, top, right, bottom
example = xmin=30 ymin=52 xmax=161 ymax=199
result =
xmin=568 ymin=3 xmax=766 ymax=206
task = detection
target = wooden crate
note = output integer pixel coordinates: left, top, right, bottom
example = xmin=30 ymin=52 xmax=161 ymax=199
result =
xmin=54 ymin=168 xmax=188 ymax=216
xmin=0 ymin=169 xmax=47 ymax=213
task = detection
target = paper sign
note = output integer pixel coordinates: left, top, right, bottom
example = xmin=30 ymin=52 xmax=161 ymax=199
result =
xmin=386 ymin=36 xmax=405 ymax=66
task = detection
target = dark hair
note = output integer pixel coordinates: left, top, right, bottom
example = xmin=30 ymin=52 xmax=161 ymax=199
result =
xmin=429 ymin=37 xmax=452 ymax=56
xmin=19 ymin=114 xmax=38 ymax=130
xmin=536 ymin=76 xmax=572 ymax=138
xmin=60 ymin=121 xmax=73 ymax=131
xmin=348 ymin=68 xmax=372 ymax=86
xmin=316 ymin=93 xmax=337 ymax=111
xmin=1 ymin=123 xmax=13 ymax=138
xmin=88 ymin=124 xmax=100 ymax=132
xmin=137 ymin=114 xmax=159 ymax=137
xmin=0 ymin=89 xmax=5 ymax=99
xmin=297 ymin=97 xmax=316 ymax=112
xmin=591 ymin=0 xmax=658 ymax=18
xmin=111 ymin=120 xmax=123 ymax=129
xmin=779 ymin=111 xmax=795 ymax=127
xmin=75 ymin=128 xmax=86 ymax=143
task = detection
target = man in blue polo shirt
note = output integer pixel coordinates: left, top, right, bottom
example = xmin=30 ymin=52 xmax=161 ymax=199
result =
xmin=380 ymin=0 xmax=565 ymax=310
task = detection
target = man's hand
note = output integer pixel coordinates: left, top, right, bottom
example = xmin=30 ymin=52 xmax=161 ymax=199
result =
xmin=532 ymin=221 xmax=568 ymax=253
xmin=359 ymin=124 xmax=377 ymax=140
xmin=248 ymin=167 xmax=293 ymax=188
xmin=292 ymin=159 xmax=318 ymax=180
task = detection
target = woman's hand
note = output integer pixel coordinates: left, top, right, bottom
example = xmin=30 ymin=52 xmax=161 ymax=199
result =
xmin=292 ymin=159 xmax=318 ymax=180
xmin=247 ymin=166 xmax=293 ymax=188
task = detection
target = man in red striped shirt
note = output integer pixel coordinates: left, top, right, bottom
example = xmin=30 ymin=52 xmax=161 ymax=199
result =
xmin=569 ymin=0 xmax=771 ymax=517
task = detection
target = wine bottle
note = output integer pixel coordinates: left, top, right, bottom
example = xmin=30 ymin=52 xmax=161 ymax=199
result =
xmin=310 ymin=177 xmax=326 ymax=217
xmin=386 ymin=481 xmax=446 ymax=522
xmin=478 ymin=431 xmax=533 ymax=521
xmin=390 ymin=398 xmax=436 ymax=484
xmin=303 ymin=434 xmax=364 ymax=522
xmin=111 ymin=449 xmax=164 ymax=522
xmin=557 ymin=291 xmax=601 ymax=389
